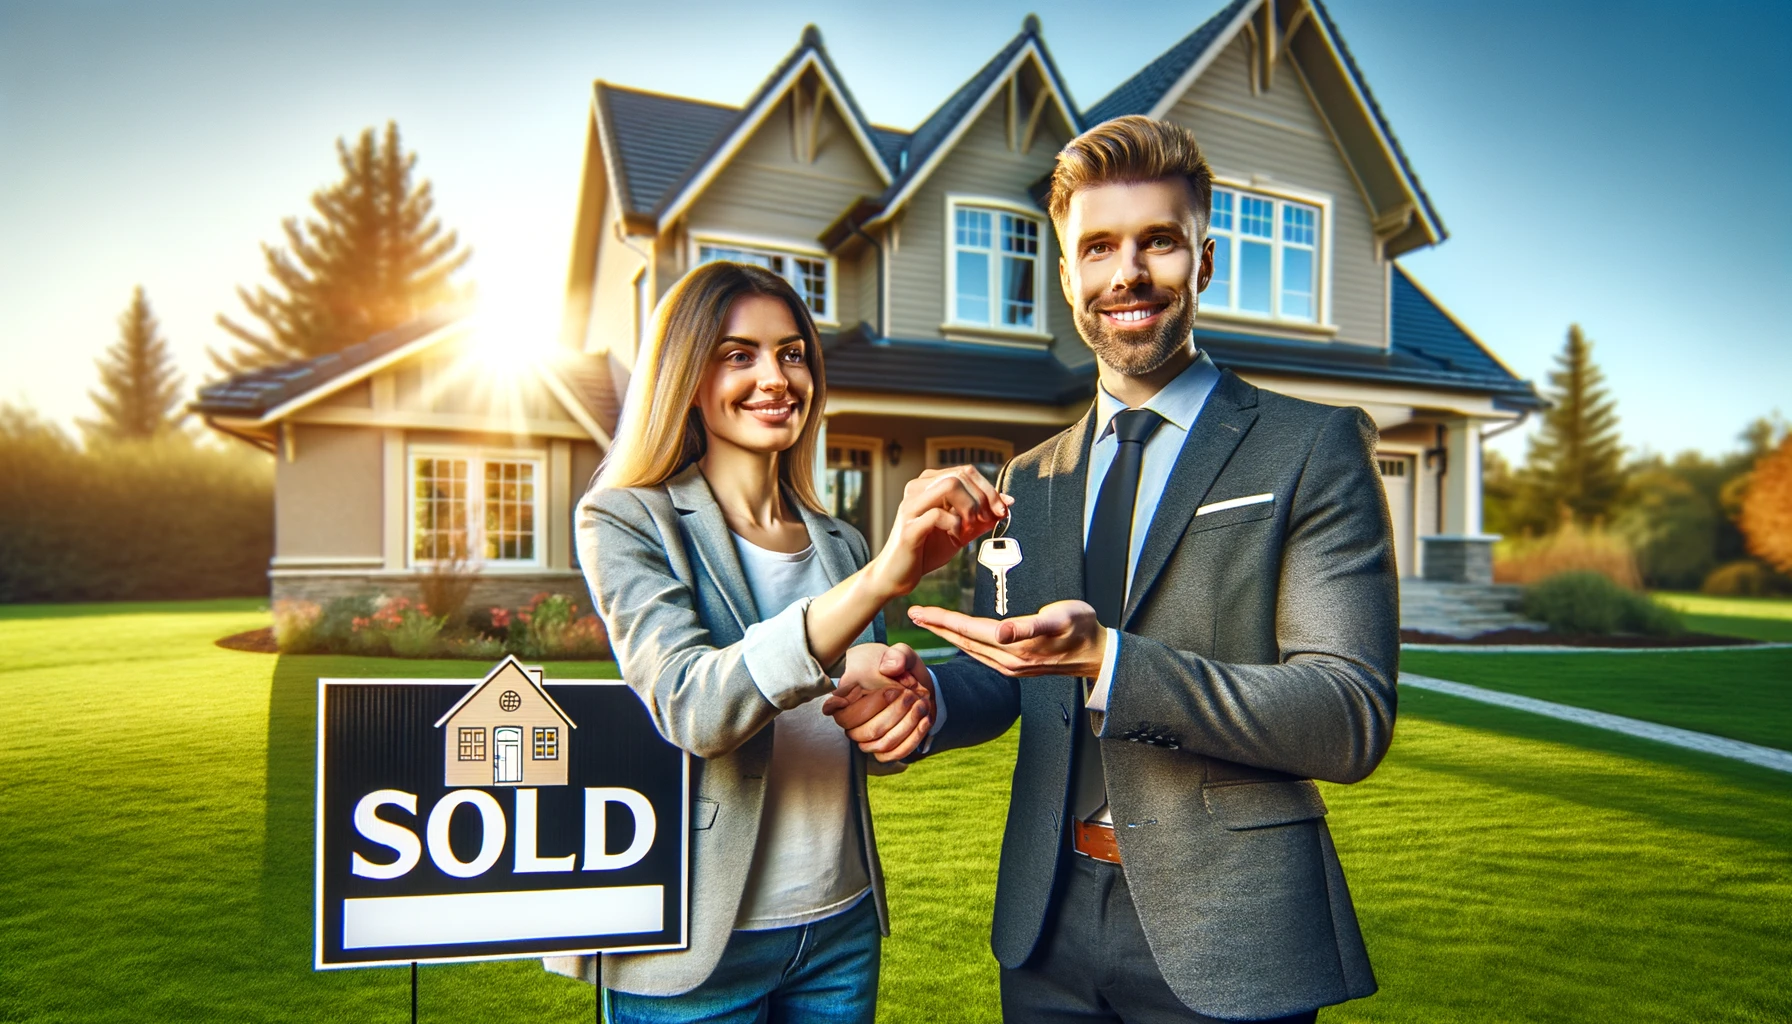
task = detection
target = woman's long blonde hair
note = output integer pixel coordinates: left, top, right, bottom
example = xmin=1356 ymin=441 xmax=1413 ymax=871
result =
xmin=596 ymin=261 xmax=827 ymax=513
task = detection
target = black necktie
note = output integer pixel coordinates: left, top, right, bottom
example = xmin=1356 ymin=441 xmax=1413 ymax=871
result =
xmin=1074 ymin=407 xmax=1164 ymax=824
xmin=1084 ymin=408 xmax=1166 ymax=627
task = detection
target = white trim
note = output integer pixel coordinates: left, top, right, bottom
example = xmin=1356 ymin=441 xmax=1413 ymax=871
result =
xmin=657 ymin=52 xmax=892 ymax=230
xmin=407 ymin=443 xmax=548 ymax=570
xmin=688 ymin=231 xmax=839 ymax=326
xmin=1144 ymin=0 xmax=1266 ymax=121
xmin=942 ymin=196 xmax=1049 ymax=340
xmin=866 ymin=41 xmax=1079 ymax=227
xmin=1298 ymin=7 xmax=1442 ymax=243
xmin=1203 ymin=177 xmax=1334 ymax=329
xmin=533 ymin=363 xmax=614 ymax=449
xmin=255 ymin=320 xmax=464 ymax=427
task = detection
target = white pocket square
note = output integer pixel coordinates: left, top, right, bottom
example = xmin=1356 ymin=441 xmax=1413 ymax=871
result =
xmin=1196 ymin=493 xmax=1274 ymax=516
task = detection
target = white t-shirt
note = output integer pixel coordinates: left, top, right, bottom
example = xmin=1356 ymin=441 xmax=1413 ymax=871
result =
xmin=730 ymin=533 xmax=870 ymax=930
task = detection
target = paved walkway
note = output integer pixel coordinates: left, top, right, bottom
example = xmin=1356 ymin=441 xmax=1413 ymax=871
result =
xmin=1401 ymin=672 xmax=1792 ymax=774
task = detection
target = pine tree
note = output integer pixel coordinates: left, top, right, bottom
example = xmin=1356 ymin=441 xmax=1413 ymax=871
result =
xmin=81 ymin=286 xmax=186 ymax=442
xmin=211 ymin=122 xmax=470 ymax=372
xmin=1524 ymin=324 xmax=1625 ymax=526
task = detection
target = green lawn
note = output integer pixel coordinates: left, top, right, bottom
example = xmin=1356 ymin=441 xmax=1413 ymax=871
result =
xmin=1655 ymin=591 xmax=1792 ymax=643
xmin=1401 ymin=647 xmax=1792 ymax=751
xmin=4 ymin=601 xmax=1789 ymax=1022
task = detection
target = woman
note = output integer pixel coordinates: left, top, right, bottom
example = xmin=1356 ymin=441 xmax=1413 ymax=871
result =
xmin=553 ymin=261 xmax=1005 ymax=1023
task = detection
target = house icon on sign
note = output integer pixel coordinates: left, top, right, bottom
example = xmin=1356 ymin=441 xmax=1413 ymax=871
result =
xmin=434 ymin=655 xmax=578 ymax=787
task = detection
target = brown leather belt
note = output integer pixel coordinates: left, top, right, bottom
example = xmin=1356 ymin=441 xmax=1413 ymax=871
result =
xmin=1072 ymin=818 xmax=1121 ymax=864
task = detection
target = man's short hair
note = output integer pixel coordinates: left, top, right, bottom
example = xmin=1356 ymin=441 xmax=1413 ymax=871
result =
xmin=1046 ymin=115 xmax=1214 ymax=236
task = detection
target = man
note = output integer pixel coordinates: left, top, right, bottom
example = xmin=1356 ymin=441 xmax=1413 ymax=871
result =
xmin=832 ymin=116 xmax=1398 ymax=1022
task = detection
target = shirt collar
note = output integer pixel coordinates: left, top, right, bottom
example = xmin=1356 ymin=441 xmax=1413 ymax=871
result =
xmin=1093 ymin=351 xmax=1221 ymax=440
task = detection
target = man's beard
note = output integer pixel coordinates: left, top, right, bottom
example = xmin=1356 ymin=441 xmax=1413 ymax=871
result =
xmin=1072 ymin=284 xmax=1198 ymax=376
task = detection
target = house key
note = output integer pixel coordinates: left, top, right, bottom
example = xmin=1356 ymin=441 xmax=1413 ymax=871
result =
xmin=978 ymin=537 xmax=1023 ymax=616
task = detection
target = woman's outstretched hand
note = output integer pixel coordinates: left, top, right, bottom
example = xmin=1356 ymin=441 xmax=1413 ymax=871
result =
xmin=868 ymin=465 xmax=1010 ymax=599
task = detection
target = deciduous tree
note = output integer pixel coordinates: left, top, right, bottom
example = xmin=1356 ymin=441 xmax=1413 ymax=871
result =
xmin=1740 ymin=434 xmax=1792 ymax=575
xmin=211 ymin=122 xmax=469 ymax=372
xmin=81 ymin=286 xmax=185 ymax=441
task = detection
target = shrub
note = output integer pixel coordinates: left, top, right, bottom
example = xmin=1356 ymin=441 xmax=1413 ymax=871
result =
xmin=1521 ymin=571 xmax=1683 ymax=636
xmin=272 ymin=599 xmax=322 ymax=653
xmin=278 ymin=591 xmax=607 ymax=660
xmin=1700 ymin=560 xmax=1792 ymax=597
xmin=1495 ymin=519 xmax=1641 ymax=588
xmin=0 ymin=409 xmax=272 ymax=602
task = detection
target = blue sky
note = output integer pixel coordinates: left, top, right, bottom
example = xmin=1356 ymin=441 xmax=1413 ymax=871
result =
xmin=2 ymin=0 xmax=1786 ymax=462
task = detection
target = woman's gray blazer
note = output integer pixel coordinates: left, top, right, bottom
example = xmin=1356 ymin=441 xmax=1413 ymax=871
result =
xmin=544 ymin=463 xmax=892 ymax=997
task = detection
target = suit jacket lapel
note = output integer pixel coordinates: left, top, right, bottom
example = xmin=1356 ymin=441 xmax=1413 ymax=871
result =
xmin=1040 ymin=405 xmax=1095 ymax=607
xmin=665 ymin=465 xmax=758 ymax=631
xmin=1123 ymin=370 xmax=1260 ymax=627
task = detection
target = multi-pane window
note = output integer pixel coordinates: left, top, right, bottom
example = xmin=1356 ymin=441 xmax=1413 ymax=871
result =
xmin=411 ymin=450 xmax=542 ymax=566
xmin=458 ymin=727 xmax=486 ymax=761
xmin=696 ymin=243 xmax=829 ymax=319
xmin=1204 ymin=187 xmax=1321 ymax=323
xmin=951 ymin=205 xmax=1041 ymax=331
xmin=414 ymin=457 xmax=470 ymax=561
xmin=532 ymin=727 xmax=558 ymax=760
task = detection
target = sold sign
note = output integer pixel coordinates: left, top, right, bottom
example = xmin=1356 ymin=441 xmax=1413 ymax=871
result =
xmin=315 ymin=657 xmax=688 ymax=968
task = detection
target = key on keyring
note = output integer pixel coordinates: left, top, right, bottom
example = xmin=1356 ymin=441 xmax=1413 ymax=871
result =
xmin=978 ymin=538 xmax=1023 ymax=616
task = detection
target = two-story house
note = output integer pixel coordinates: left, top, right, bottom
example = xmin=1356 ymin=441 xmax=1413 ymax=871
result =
xmin=196 ymin=0 xmax=1538 ymax=610
xmin=564 ymin=0 xmax=1540 ymax=586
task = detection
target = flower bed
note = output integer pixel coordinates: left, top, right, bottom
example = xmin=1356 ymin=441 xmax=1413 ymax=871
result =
xmin=268 ymin=592 xmax=609 ymax=660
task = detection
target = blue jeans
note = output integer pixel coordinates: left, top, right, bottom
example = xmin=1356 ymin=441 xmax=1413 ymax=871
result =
xmin=604 ymin=895 xmax=880 ymax=1024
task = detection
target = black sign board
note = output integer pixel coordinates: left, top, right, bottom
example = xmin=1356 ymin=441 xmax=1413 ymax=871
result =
xmin=315 ymin=656 xmax=688 ymax=968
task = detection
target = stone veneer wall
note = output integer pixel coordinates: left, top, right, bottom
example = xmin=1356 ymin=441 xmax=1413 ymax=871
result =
xmin=271 ymin=571 xmax=590 ymax=612
xmin=1419 ymin=536 xmax=1495 ymax=585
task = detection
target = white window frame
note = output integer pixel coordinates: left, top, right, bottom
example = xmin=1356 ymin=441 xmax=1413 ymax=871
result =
xmin=688 ymin=231 xmax=837 ymax=326
xmin=1201 ymin=178 xmax=1333 ymax=329
xmin=407 ymin=444 xmax=547 ymax=570
xmin=824 ymin=433 xmax=882 ymax=549
xmin=943 ymin=195 xmax=1050 ymax=341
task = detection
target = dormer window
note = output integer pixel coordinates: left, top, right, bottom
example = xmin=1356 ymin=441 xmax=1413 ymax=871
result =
xmin=695 ymin=240 xmax=831 ymax=321
xmin=1204 ymin=186 xmax=1325 ymax=324
xmin=947 ymin=199 xmax=1045 ymax=335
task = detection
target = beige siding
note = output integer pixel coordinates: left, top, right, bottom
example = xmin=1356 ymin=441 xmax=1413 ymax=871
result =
xmin=686 ymin=93 xmax=884 ymax=247
xmin=317 ymin=380 xmax=372 ymax=408
xmin=588 ymin=213 xmax=649 ymax=364
xmin=388 ymin=346 xmax=571 ymax=422
xmin=276 ymin=424 xmax=383 ymax=558
xmin=1166 ymin=34 xmax=1386 ymax=347
xmin=886 ymin=97 xmax=1073 ymax=345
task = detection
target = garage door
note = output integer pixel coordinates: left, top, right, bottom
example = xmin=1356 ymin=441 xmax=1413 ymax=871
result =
xmin=1378 ymin=455 xmax=1414 ymax=577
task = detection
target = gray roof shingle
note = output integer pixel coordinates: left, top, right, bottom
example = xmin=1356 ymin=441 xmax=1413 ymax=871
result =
xmin=1083 ymin=0 xmax=1251 ymax=126
xmin=601 ymin=86 xmax=738 ymax=216
xmin=191 ymin=311 xmax=456 ymax=419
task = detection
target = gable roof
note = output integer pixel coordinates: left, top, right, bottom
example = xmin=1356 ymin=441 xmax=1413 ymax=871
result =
xmin=1386 ymin=264 xmax=1536 ymax=407
xmin=859 ymin=17 xmax=1081 ymax=227
xmin=192 ymin=313 xmax=623 ymax=443
xmin=434 ymin=655 xmax=577 ymax=729
xmin=597 ymin=26 xmax=894 ymax=230
xmin=1084 ymin=0 xmax=1254 ymax=126
xmin=1083 ymin=0 xmax=1444 ymax=251
xmin=192 ymin=311 xmax=458 ymax=422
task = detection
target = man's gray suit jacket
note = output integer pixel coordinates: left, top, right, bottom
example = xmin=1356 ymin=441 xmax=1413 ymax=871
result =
xmin=547 ymin=465 xmax=892 ymax=997
xmin=924 ymin=370 xmax=1399 ymax=1021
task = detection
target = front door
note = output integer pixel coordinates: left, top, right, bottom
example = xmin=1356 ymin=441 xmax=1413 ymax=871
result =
xmin=493 ymin=727 xmax=523 ymax=784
